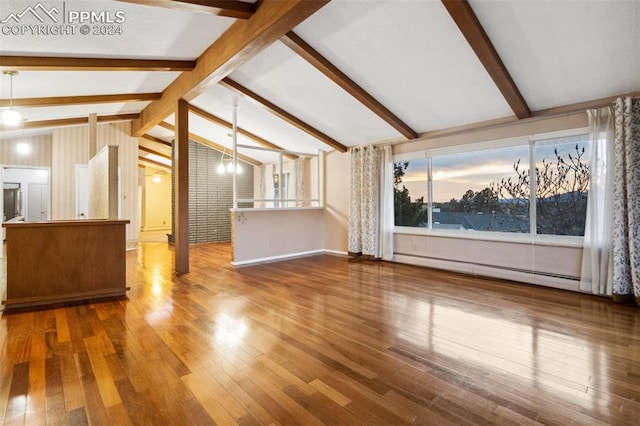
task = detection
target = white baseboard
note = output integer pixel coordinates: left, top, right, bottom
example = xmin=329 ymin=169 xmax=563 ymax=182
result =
xmin=323 ymin=249 xmax=348 ymax=256
xmin=392 ymin=254 xmax=580 ymax=292
xmin=231 ymin=249 xmax=347 ymax=266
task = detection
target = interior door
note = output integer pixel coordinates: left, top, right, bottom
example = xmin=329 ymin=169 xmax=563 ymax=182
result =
xmin=27 ymin=183 xmax=49 ymax=221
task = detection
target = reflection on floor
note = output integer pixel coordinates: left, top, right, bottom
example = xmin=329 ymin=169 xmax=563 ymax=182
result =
xmin=1 ymin=242 xmax=640 ymax=425
xmin=138 ymin=229 xmax=170 ymax=243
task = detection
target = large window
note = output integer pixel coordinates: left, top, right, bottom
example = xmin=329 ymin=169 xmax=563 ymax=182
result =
xmin=432 ymin=145 xmax=530 ymax=233
xmin=394 ymin=158 xmax=427 ymax=227
xmin=394 ymin=130 xmax=591 ymax=238
xmin=534 ymin=134 xmax=590 ymax=236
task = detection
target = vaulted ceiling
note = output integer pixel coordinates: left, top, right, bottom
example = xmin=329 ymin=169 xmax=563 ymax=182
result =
xmin=1 ymin=0 xmax=639 ymax=169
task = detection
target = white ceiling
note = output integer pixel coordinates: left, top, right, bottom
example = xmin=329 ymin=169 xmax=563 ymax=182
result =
xmin=1 ymin=0 xmax=639 ymax=163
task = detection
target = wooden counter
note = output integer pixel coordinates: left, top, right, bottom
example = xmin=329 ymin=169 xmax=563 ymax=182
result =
xmin=2 ymin=219 xmax=130 ymax=309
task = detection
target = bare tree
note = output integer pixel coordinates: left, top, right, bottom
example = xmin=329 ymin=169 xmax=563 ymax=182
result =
xmin=491 ymin=144 xmax=589 ymax=236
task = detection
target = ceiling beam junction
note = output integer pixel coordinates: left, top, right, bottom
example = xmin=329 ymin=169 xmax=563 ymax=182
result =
xmin=130 ymin=0 xmax=330 ymax=137
xmin=441 ymin=0 xmax=531 ymax=119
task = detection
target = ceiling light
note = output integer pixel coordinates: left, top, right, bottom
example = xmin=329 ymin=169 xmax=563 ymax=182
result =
xmin=2 ymin=70 xmax=21 ymax=126
xmin=16 ymin=142 xmax=31 ymax=155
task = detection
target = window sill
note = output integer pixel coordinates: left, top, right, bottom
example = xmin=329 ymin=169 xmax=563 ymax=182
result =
xmin=231 ymin=206 xmax=323 ymax=213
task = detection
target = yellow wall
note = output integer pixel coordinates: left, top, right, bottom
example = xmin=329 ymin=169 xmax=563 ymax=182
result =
xmin=143 ymin=170 xmax=171 ymax=230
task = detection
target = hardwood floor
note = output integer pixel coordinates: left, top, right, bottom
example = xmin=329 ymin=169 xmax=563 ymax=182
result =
xmin=1 ymin=242 xmax=640 ymax=425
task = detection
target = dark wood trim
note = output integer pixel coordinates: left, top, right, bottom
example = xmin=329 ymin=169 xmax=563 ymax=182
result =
xmin=0 ymin=93 xmax=161 ymax=108
xmin=441 ymin=0 xmax=531 ymax=119
xmin=280 ymin=31 xmax=418 ymax=140
xmin=0 ymin=56 xmax=195 ymax=71
xmin=138 ymin=156 xmax=171 ymax=169
xmin=220 ymin=77 xmax=348 ymax=153
xmin=140 ymin=134 xmax=172 ymax=147
xmin=139 ymin=145 xmax=172 ymax=161
xmin=175 ymin=99 xmax=189 ymax=275
xmin=188 ymin=104 xmax=298 ymax=160
xmin=115 ymin=0 xmax=256 ymax=19
xmin=0 ymin=114 xmax=139 ymax=132
xmin=131 ymin=0 xmax=330 ymax=136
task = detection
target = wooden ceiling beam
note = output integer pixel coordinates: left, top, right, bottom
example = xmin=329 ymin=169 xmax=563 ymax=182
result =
xmin=219 ymin=77 xmax=348 ymax=153
xmin=139 ymin=145 xmax=172 ymax=161
xmin=0 ymin=56 xmax=195 ymax=71
xmin=131 ymin=0 xmax=330 ymax=137
xmin=441 ymin=0 xmax=531 ymax=119
xmin=188 ymin=104 xmax=297 ymax=159
xmin=115 ymin=0 xmax=256 ymax=19
xmin=138 ymin=156 xmax=171 ymax=170
xmin=141 ymin=134 xmax=172 ymax=147
xmin=0 ymin=114 xmax=139 ymax=132
xmin=158 ymin=121 xmax=262 ymax=166
xmin=0 ymin=93 xmax=161 ymax=108
xmin=280 ymin=31 xmax=418 ymax=140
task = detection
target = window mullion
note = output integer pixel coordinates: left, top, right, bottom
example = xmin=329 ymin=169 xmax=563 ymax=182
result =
xmin=529 ymin=139 xmax=536 ymax=238
xmin=427 ymin=155 xmax=432 ymax=230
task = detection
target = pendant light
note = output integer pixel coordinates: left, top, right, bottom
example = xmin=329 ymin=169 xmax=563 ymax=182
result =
xmin=2 ymin=70 xmax=21 ymax=126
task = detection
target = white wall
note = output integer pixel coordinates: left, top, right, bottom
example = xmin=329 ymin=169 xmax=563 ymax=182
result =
xmin=232 ymin=207 xmax=324 ymax=265
xmin=323 ymin=150 xmax=349 ymax=254
xmin=3 ymin=168 xmax=49 ymax=220
xmin=394 ymin=234 xmax=582 ymax=291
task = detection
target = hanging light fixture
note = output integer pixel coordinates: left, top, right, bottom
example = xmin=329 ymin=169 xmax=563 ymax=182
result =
xmin=217 ymin=147 xmax=228 ymax=174
xmin=217 ymin=137 xmax=242 ymax=174
xmin=2 ymin=70 xmax=22 ymax=126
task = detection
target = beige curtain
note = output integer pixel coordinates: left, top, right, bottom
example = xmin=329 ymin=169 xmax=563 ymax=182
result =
xmin=580 ymin=106 xmax=614 ymax=296
xmin=348 ymin=145 xmax=393 ymax=259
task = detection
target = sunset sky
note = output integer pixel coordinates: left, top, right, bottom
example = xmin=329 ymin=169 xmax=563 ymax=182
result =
xmin=397 ymin=135 xmax=590 ymax=203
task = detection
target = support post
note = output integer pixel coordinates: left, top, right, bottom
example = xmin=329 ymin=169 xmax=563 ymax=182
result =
xmin=175 ymin=99 xmax=189 ymax=274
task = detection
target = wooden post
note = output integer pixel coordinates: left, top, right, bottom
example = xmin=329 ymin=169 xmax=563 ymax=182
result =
xmin=89 ymin=113 xmax=97 ymax=158
xmin=175 ymin=99 xmax=189 ymax=274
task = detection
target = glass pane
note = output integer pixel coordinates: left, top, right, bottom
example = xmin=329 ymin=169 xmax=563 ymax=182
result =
xmin=534 ymin=134 xmax=591 ymax=236
xmin=432 ymin=146 xmax=530 ymax=233
xmin=394 ymin=159 xmax=427 ymax=227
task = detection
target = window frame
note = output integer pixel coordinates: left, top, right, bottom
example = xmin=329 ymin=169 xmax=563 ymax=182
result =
xmin=393 ymin=128 xmax=589 ymax=248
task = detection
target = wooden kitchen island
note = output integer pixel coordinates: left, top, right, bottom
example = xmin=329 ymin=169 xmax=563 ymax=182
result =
xmin=2 ymin=219 xmax=129 ymax=309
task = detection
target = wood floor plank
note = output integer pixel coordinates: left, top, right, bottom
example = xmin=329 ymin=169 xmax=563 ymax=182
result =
xmin=2 ymin=242 xmax=640 ymax=425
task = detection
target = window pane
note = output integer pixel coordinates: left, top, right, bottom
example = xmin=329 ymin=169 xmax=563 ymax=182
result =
xmin=534 ymin=134 xmax=590 ymax=236
xmin=431 ymin=146 xmax=530 ymax=233
xmin=394 ymin=159 xmax=427 ymax=227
